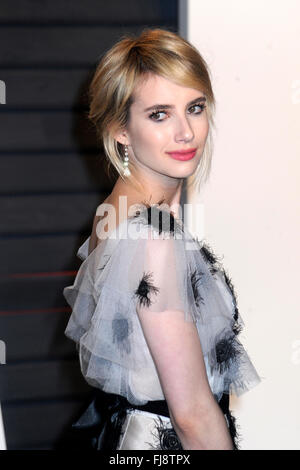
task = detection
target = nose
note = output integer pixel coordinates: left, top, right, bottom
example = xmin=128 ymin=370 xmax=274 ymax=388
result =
xmin=174 ymin=114 xmax=194 ymax=143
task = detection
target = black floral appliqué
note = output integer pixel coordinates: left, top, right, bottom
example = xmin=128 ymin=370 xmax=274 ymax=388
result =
xmin=132 ymin=197 xmax=184 ymax=238
xmin=200 ymin=242 xmax=243 ymax=336
xmin=112 ymin=317 xmax=132 ymax=354
xmin=190 ymin=269 xmax=205 ymax=307
xmin=200 ymin=242 xmax=222 ymax=276
xmin=221 ymin=268 xmax=242 ymax=334
xmin=148 ymin=416 xmax=183 ymax=450
xmin=134 ymin=272 xmax=160 ymax=308
xmin=215 ymin=334 xmax=243 ymax=374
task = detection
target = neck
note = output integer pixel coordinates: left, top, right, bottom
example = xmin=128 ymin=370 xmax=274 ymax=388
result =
xmin=111 ymin=175 xmax=184 ymax=212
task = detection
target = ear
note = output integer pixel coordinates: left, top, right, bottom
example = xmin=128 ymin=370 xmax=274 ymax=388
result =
xmin=113 ymin=128 xmax=130 ymax=147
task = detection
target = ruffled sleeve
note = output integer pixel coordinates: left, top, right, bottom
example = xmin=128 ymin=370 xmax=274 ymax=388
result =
xmin=63 ymin=207 xmax=175 ymax=405
xmin=63 ymin=203 xmax=262 ymax=405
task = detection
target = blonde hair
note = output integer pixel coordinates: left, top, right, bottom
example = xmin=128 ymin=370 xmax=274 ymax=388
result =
xmin=88 ymin=28 xmax=215 ymax=194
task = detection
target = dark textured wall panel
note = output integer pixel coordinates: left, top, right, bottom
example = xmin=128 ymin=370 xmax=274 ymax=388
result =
xmin=2 ymin=398 xmax=94 ymax=450
xmin=0 ymin=0 xmax=177 ymax=25
xmin=0 ymin=275 xmax=74 ymax=310
xmin=0 ymin=25 xmax=167 ymax=67
xmin=0 ymin=111 xmax=97 ymax=151
xmin=0 ymin=69 xmax=92 ymax=108
xmin=0 ymin=0 xmax=178 ymax=450
xmin=0 ymin=360 xmax=90 ymax=402
xmin=0 ymin=193 xmax=104 ymax=234
xmin=0 ymin=153 xmax=111 ymax=194
xmin=1 ymin=234 xmax=87 ymax=274
xmin=0 ymin=311 xmax=77 ymax=361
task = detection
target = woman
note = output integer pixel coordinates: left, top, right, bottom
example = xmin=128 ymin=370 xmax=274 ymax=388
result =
xmin=62 ymin=28 xmax=261 ymax=450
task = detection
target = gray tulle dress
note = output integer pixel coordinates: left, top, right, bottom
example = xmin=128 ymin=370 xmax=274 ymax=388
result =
xmin=62 ymin=201 xmax=261 ymax=450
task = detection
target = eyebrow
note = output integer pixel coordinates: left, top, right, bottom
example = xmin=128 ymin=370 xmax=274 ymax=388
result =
xmin=143 ymin=96 xmax=206 ymax=112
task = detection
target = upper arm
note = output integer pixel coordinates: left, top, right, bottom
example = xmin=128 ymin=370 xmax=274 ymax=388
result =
xmin=136 ymin=307 xmax=213 ymax=425
xmin=135 ymin=234 xmax=214 ymax=427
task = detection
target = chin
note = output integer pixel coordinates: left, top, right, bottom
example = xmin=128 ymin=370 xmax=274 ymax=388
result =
xmin=164 ymin=171 xmax=195 ymax=182
xmin=171 ymin=165 xmax=198 ymax=179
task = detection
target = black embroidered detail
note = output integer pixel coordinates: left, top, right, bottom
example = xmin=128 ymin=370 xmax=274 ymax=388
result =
xmin=112 ymin=317 xmax=132 ymax=354
xmin=131 ymin=197 xmax=184 ymax=237
xmin=200 ymin=242 xmax=218 ymax=264
xmin=148 ymin=416 xmax=183 ymax=450
xmin=215 ymin=334 xmax=243 ymax=374
xmin=200 ymin=242 xmax=244 ymax=336
xmin=221 ymin=268 xmax=243 ymax=336
xmin=190 ymin=269 xmax=205 ymax=307
xmin=232 ymin=320 xmax=243 ymax=337
xmin=200 ymin=242 xmax=222 ymax=276
xmin=134 ymin=272 xmax=160 ymax=308
xmin=224 ymin=408 xmax=241 ymax=450
xmin=222 ymin=269 xmax=239 ymax=317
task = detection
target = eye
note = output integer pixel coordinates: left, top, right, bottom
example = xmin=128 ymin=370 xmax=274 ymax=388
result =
xmin=149 ymin=110 xmax=168 ymax=121
xmin=148 ymin=103 xmax=206 ymax=122
xmin=188 ymin=103 xmax=207 ymax=114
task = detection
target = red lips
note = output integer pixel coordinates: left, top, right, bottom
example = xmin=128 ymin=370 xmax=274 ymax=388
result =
xmin=166 ymin=148 xmax=197 ymax=161
xmin=166 ymin=148 xmax=197 ymax=155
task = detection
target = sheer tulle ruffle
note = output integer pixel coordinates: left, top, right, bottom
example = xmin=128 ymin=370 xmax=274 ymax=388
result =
xmin=63 ymin=203 xmax=261 ymax=405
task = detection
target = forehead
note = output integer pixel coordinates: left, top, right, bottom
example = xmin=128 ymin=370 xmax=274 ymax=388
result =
xmin=131 ymin=73 xmax=204 ymax=107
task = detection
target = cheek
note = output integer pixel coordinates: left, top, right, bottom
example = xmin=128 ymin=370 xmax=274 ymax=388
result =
xmin=191 ymin=121 xmax=208 ymax=147
xmin=202 ymin=117 xmax=210 ymax=138
xmin=131 ymin=123 xmax=170 ymax=150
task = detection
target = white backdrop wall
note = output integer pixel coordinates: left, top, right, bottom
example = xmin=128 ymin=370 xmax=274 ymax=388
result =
xmin=181 ymin=0 xmax=300 ymax=450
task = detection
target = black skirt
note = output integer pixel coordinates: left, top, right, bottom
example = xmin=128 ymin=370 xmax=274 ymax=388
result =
xmin=56 ymin=389 xmax=240 ymax=450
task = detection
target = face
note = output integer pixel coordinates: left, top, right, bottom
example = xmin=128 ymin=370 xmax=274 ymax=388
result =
xmin=116 ymin=73 xmax=209 ymax=181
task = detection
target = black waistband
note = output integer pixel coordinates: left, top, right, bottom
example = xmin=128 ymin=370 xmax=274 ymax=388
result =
xmin=94 ymin=388 xmax=230 ymax=415
xmin=92 ymin=388 xmax=229 ymax=419
xmin=61 ymin=389 xmax=234 ymax=451
xmin=132 ymin=392 xmax=229 ymax=417
xmin=132 ymin=399 xmax=170 ymax=417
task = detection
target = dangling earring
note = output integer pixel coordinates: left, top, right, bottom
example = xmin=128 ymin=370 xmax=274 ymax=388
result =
xmin=123 ymin=144 xmax=131 ymax=176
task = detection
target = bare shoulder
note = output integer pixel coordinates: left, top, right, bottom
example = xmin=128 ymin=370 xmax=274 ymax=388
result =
xmin=88 ymin=196 xmax=117 ymax=253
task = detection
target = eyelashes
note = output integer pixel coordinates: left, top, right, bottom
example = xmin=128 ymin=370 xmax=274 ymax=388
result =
xmin=149 ymin=103 xmax=207 ymax=122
